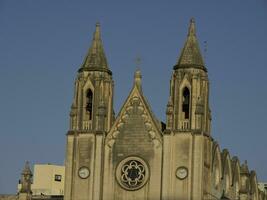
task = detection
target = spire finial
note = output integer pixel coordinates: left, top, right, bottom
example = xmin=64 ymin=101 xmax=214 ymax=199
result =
xmin=134 ymin=69 xmax=142 ymax=91
xmin=94 ymin=22 xmax=101 ymax=41
xmin=188 ymin=17 xmax=196 ymax=36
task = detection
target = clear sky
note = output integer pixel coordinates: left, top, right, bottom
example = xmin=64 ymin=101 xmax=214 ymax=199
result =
xmin=0 ymin=0 xmax=266 ymax=194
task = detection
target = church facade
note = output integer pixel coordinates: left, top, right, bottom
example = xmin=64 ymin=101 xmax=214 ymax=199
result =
xmin=63 ymin=19 xmax=266 ymax=200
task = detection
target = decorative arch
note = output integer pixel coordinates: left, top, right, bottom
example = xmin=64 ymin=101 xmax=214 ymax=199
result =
xmin=212 ymin=143 xmax=222 ymax=190
xmin=250 ymin=171 xmax=259 ymax=200
xmin=221 ymin=149 xmax=233 ymax=196
xmin=105 ymin=88 xmax=162 ymax=148
xmin=178 ymin=76 xmax=191 ymax=129
xmin=179 ymin=74 xmax=191 ymax=90
xmin=82 ymin=78 xmax=95 ymax=121
xmin=231 ymin=156 xmax=241 ymax=199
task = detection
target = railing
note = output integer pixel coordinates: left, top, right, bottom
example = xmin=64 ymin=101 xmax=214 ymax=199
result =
xmin=82 ymin=120 xmax=92 ymax=130
xmin=180 ymin=119 xmax=190 ymax=130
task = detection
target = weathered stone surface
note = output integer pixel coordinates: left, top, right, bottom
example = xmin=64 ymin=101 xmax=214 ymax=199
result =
xmin=0 ymin=195 xmax=17 ymax=200
xmin=62 ymin=19 xmax=265 ymax=200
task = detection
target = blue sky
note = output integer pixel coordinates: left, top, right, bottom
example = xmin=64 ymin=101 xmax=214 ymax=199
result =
xmin=0 ymin=0 xmax=267 ymax=194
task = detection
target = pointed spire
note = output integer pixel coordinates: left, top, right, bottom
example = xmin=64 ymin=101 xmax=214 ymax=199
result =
xmin=174 ymin=18 xmax=206 ymax=71
xmin=188 ymin=18 xmax=196 ymax=36
xmin=79 ymin=22 xmax=111 ymax=74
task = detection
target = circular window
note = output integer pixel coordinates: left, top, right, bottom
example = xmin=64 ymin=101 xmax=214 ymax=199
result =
xmin=116 ymin=156 xmax=149 ymax=191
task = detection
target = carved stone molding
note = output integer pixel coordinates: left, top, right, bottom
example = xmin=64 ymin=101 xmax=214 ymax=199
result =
xmin=106 ymin=95 xmax=161 ymax=148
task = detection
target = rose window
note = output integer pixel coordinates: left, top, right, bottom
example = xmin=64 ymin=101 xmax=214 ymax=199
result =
xmin=116 ymin=157 xmax=149 ymax=190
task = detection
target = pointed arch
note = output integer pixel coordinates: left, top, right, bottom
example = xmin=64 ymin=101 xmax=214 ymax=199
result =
xmin=221 ymin=149 xmax=233 ymax=196
xmin=240 ymin=162 xmax=251 ymax=195
xmin=82 ymin=78 xmax=95 ymax=122
xmin=178 ymin=76 xmax=191 ymax=129
xmin=212 ymin=142 xmax=222 ymax=190
xmin=250 ymin=171 xmax=259 ymax=200
xmin=105 ymin=85 xmax=162 ymax=148
xmin=231 ymin=156 xmax=241 ymax=199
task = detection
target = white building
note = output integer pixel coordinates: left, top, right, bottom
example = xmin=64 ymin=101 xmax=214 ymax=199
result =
xmin=18 ymin=164 xmax=65 ymax=196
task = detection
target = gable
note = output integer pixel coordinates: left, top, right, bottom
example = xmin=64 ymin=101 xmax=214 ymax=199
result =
xmin=105 ymin=86 xmax=162 ymax=161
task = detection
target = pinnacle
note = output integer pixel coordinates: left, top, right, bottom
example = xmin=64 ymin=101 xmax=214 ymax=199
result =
xmin=22 ymin=161 xmax=32 ymax=175
xmin=134 ymin=69 xmax=142 ymax=91
xmin=240 ymin=160 xmax=249 ymax=174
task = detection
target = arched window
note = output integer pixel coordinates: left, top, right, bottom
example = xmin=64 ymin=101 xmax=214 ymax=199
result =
xmin=86 ymin=89 xmax=93 ymax=120
xmin=182 ymin=87 xmax=190 ymax=119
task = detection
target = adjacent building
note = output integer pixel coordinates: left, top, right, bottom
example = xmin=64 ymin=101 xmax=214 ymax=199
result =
xmin=18 ymin=164 xmax=65 ymax=196
xmin=1 ymin=19 xmax=265 ymax=200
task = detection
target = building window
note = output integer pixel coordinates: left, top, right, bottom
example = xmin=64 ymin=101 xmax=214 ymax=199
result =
xmin=54 ymin=174 xmax=62 ymax=182
xmin=116 ymin=157 xmax=149 ymax=191
xmin=182 ymin=87 xmax=190 ymax=119
xmin=86 ymin=89 xmax=93 ymax=120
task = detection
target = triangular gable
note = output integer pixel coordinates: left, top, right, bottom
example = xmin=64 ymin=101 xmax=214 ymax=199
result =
xmin=105 ymin=84 xmax=162 ymax=148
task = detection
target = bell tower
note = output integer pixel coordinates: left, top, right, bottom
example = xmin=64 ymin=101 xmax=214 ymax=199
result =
xmin=69 ymin=22 xmax=114 ymax=132
xmin=167 ymin=18 xmax=211 ymax=134
xmin=162 ymin=18 xmax=212 ymax=200
xmin=64 ymin=23 xmax=114 ymax=200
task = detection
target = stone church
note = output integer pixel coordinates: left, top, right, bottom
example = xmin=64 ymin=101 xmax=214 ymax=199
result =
xmin=62 ymin=19 xmax=266 ymax=200
xmin=60 ymin=19 xmax=266 ymax=200
xmin=7 ymin=19 xmax=265 ymax=200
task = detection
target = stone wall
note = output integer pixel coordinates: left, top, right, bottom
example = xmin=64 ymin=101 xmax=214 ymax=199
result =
xmin=0 ymin=195 xmax=17 ymax=200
